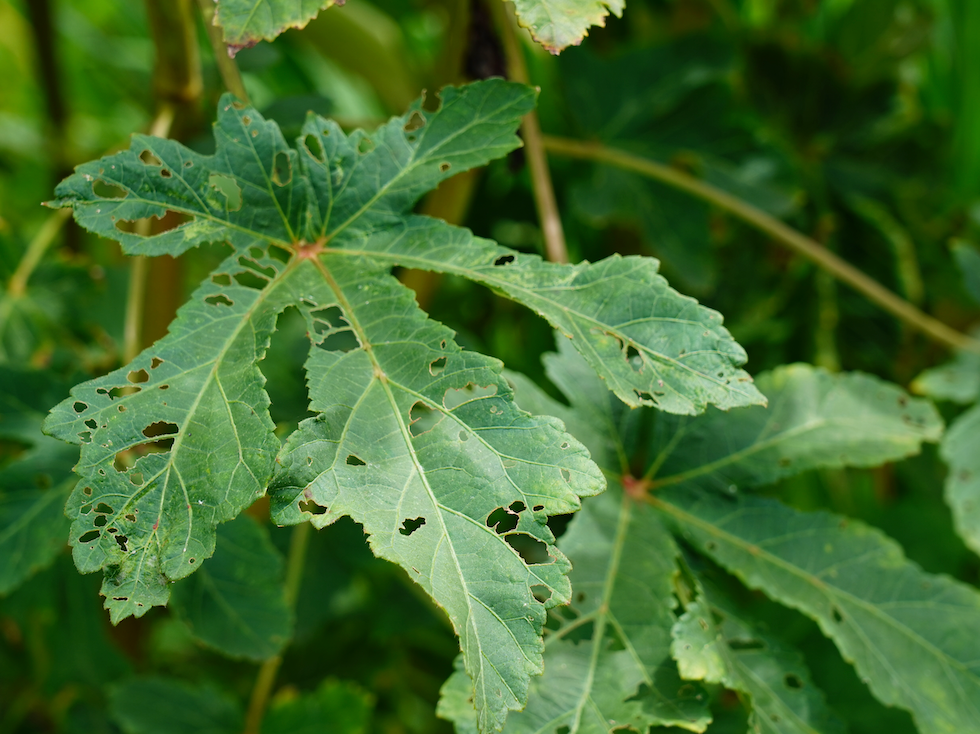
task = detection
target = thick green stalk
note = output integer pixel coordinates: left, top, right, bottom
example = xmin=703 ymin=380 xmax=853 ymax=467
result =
xmin=196 ymin=0 xmax=250 ymax=103
xmin=543 ymin=135 xmax=980 ymax=355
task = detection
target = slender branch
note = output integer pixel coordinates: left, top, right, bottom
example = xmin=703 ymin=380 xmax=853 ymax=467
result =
xmin=243 ymin=522 xmax=311 ymax=734
xmin=6 ymin=209 xmax=71 ymax=299
xmin=543 ymin=135 xmax=980 ymax=355
xmin=492 ymin=1 xmax=568 ymax=263
xmin=196 ymin=0 xmax=250 ymax=103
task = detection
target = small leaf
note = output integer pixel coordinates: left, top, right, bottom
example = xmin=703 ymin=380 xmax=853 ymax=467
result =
xmin=672 ymin=583 xmax=844 ymax=734
xmin=109 ymin=676 xmax=243 ymax=734
xmin=170 ymin=514 xmax=292 ymax=660
xmin=658 ymin=490 xmax=980 ymax=734
xmin=911 ymin=331 xmax=980 ymax=404
xmin=941 ymin=404 xmax=980 ymax=557
xmin=511 ymin=0 xmax=624 ymax=54
xmin=214 ymin=0 xmax=336 ymax=56
xmin=269 ymin=255 xmax=604 ymax=733
xmin=262 ymin=679 xmax=373 ymax=734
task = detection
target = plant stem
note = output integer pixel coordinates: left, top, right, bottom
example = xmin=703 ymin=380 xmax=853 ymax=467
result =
xmin=196 ymin=0 xmax=250 ymax=103
xmin=6 ymin=209 xmax=70 ymax=299
xmin=542 ymin=135 xmax=980 ymax=355
xmin=243 ymin=522 xmax=311 ymax=734
xmin=122 ymin=106 xmax=175 ymax=364
xmin=492 ymin=2 xmax=568 ymax=264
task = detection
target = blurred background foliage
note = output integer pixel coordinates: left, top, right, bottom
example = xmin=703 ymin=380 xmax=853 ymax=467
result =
xmin=1 ymin=0 xmax=980 ymax=732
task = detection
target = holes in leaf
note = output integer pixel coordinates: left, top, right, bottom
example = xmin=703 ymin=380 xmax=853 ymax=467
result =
xmin=727 ymin=638 xmax=765 ymax=651
xmin=784 ymin=673 xmax=803 ymax=690
xmin=93 ymin=180 xmax=127 ymax=199
xmin=94 ymin=503 xmax=113 ymax=515
xmin=94 ymin=515 xmax=108 ymax=527
xmin=125 ymin=513 xmax=137 ymax=522
xmin=142 ymin=421 xmax=178 ymax=439
xmin=242 ymin=115 xmax=252 ymax=125
xmin=505 ymin=533 xmax=550 ymax=565
xmin=357 ymin=137 xmax=374 ymax=154
xmin=207 ymin=173 xmax=243 ymax=212
xmin=533 ymin=504 xmax=544 ymax=512
xmin=114 ymin=534 xmax=129 ymax=552
xmin=84 ymin=419 xmax=98 ymax=430
xmin=409 ymin=401 xmax=441 ymax=436
xmin=160 ymin=169 xmax=172 ymax=178
xmin=530 ymin=585 xmax=552 ymax=603
xmin=271 ymin=151 xmax=292 ymax=186
xmin=205 ymin=294 xmax=234 ymax=307
xmin=399 ymin=517 xmax=426 ymax=536
xmin=486 ymin=506 xmax=520 ymax=534
xmin=304 ymin=134 xmax=325 ymax=162
xmin=421 ymin=90 xmax=441 ymax=112
xmin=233 ymin=256 xmax=276 ymax=289
xmin=114 ymin=210 xmax=187 ymax=235
xmin=404 ymin=110 xmax=425 ymax=132
xmin=79 ymin=530 xmax=101 ymax=544
xmin=140 ymin=150 xmax=163 ymax=166
xmin=184 ymin=160 xmax=193 ymax=168
xmin=443 ymin=383 xmax=497 ymax=410
xmin=129 ymin=472 xmax=144 ymax=486
xmin=560 ymin=468 xmax=571 ymax=484
xmin=83 ymin=486 xmax=93 ymax=496
xmin=128 ymin=369 xmax=149 ymax=384
xmin=429 ymin=356 xmax=447 ymax=376
xmin=439 ymin=162 xmax=451 ymax=173
xmin=299 ymin=499 xmax=327 ymax=515
xmin=73 ymin=401 xmax=88 ymax=413
xmin=211 ymin=273 xmax=232 ymax=286
xmin=494 ymin=255 xmax=515 ymax=266
xmin=832 ymin=607 xmax=844 ymax=623
xmin=345 ymin=454 xmax=366 ymax=466
xmin=458 ymin=430 xmax=469 ymax=442
xmin=625 ymin=344 xmax=641 ymax=371
xmin=310 ymin=306 xmax=360 ymax=352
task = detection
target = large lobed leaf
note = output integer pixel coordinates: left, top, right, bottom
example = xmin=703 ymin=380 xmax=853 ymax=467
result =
xmin=46 ymin=81 xmax=764 ymax=729
xmin=472 ymin=341 xmax=950 ymax=733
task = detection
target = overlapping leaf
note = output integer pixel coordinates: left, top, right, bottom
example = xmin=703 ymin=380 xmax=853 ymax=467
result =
xmin=268 ymin=254 xmax=603 ymax=733
xmin=658 ymin=490 xmax=980 ymax=734
xmin=671 ymin=582 xmax=843 ymax=734
xmin=170 ymin=514 xmax=292 ymax=660
xmin=46 ymin=81 xmax=764 ymax=729
xmin=214 ymin=0 xmax=337 ymax=56
xmin=472 ymin=340 xmax=949 ymax=733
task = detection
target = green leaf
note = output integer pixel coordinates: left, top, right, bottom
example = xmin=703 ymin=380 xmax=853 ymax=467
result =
xmin=657 ymin=491 xmax=980 ymax=734
xmin=267 ymin=254 xmax=604 ymax=733
xmin=503 ymin=488 xmax=711 ymax=733
xmin=510 ymin=0 xmax=624 ymax=53
xmin=672 ymin=583 xmax=843 ymax=734
xmin=43 ymin=249 xmax=288 ymax=622
xmin=941 ymin=404 xmax=980 ymax=557
xmin=214 ymin=0 xmax=336 ymax=56
xmin=170 ymin=514 xmax=292 ymax=660
xmin=262 ymin=679 xmax=373 ymax=734
xmin=951 ymin=240 xmax=980 ymax=305
xmin=911 ymin=330 xmax=980 ymax=404
xmin=343 ymin=217 xmax=765 ymax=414
xmin=0 ymin=366 xmax=77 ymax=595
xmin=646 ymin=363 xmax=942 ymax=494
xmin=109 ymin=676 xmax=243 ymax=734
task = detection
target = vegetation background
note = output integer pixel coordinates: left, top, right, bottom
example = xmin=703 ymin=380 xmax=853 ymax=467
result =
xmin=2 ymin=0 xmax=980 ymax=732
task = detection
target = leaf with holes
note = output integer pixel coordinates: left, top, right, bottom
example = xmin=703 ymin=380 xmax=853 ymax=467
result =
xmin=169 ymin=514 xmax=292 ymax=660
xmin=671 ymin=582 xmax=844 ymax=734
xmin=213 ymin=0 xmax=337 ymax=56
xmin=657 ymin=490 xmax=980 ymax=734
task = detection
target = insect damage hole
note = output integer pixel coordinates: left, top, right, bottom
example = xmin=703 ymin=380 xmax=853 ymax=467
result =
xmin=128 ymin=368 xmax=149 ymax=384
xmin=271 ymin=151 xmax=292 ymax=186
xmin=299 ymin=499 xmax=327 ymax=515
xmin=304 ymin=134 xmax=325 ymax=162
xmin=345 ymin=454 xmax=366 ymax=466
xmin=493 ymin=255 xmax=515 ymax=266
xmin=205 ymin=294 xmax=234 ymax=307
xmin=505 ymin=533 xmax=551 ymax=565
xmin=79 ymin=530 xmax=101 ymax=544
xmin=429 ymin=356 xmax=447 ymax=376
xmin=399 ymin=517 xmax=426 ymax=536
xmin=207 ymin=173 xmax=243 ymax=212
xmin=409 ymin=401 xmax=441 ymax=436
xmin=93 ymin=180 xmax=127 ymax=199
xmin=530 ymin=584 xmax=552 ymax=603
xmin=139 ymin=150 xmax=163 ymax=166
xmin=404 ymin=110 xmax=425 ymax=132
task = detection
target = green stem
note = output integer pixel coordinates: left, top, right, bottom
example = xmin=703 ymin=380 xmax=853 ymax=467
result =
xmin=542 ymin=135 xmax=980 ymax=355
xmin=6 ymin=209 xmax=70 ymax=299
xmin=492 ymin=2 xmax=568 ymax=264
xmin=196 ymin=0 xmax=250 ymax=103
xmin=243 ymin=522 xmax=311 ymax=734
